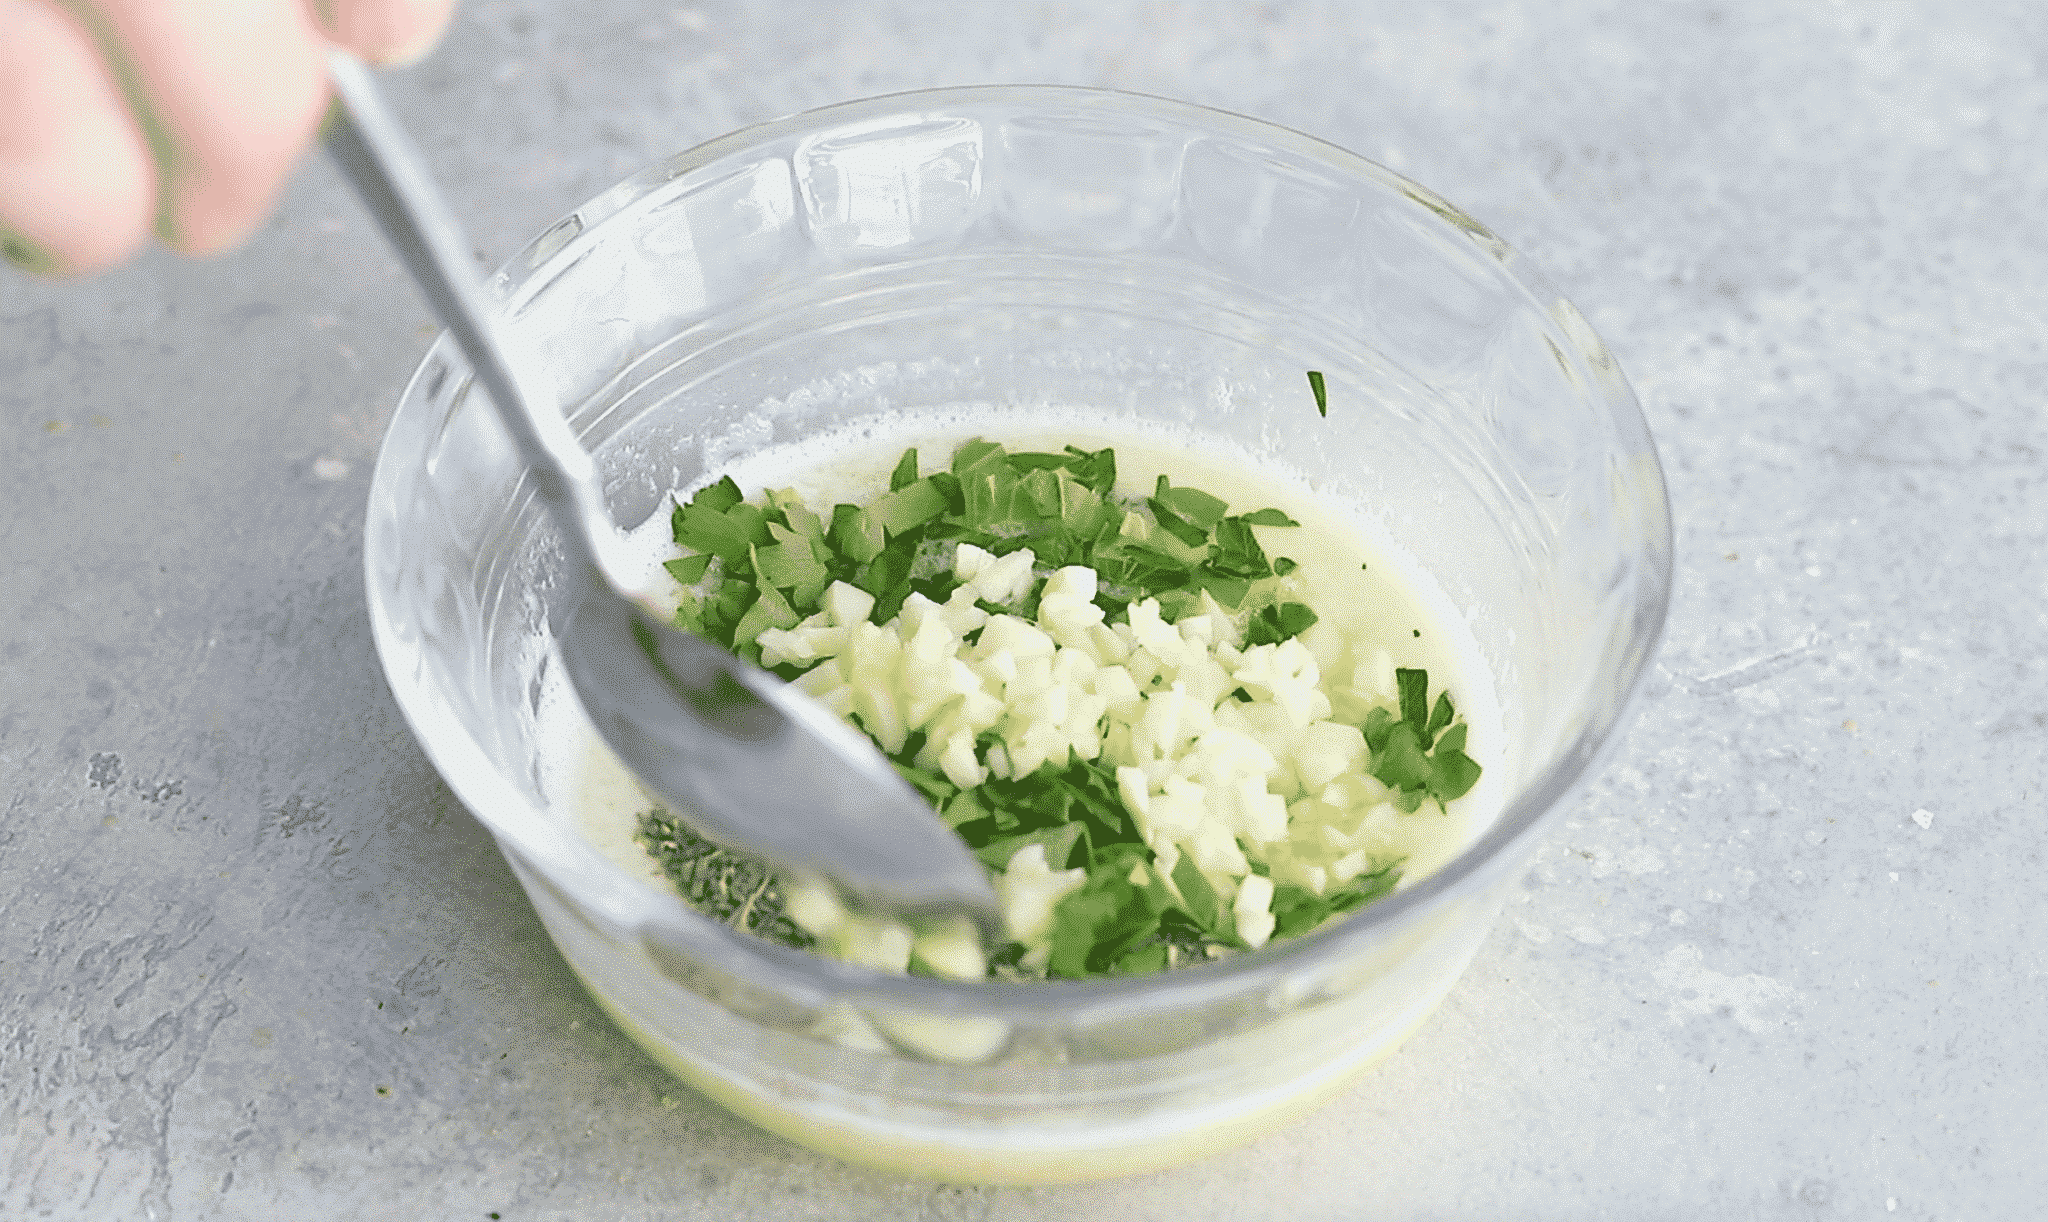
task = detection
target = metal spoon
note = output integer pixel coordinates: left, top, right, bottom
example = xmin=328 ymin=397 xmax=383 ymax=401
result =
xmin=322 ymin=50 xmax=999 ymax=934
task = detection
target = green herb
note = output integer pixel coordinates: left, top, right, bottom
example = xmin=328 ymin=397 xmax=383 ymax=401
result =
xmin=635 ymin=808 xmax=813 ymax=949
xmin=1043 ymin=845 xmax=1236 ymax=978
xmin=889 ymin=446 xmax=920 ymax=491
xmin=661 ymin=439 xmax=1311 ymax=636
xmin=1151 ymin=475 xmax=1230 ymax=533
xmin=663 ymin=553 xmax=712 ymax=585
xmin=672 ymin=475 xmax=767 ymax=563
xmin=1307 ymin=370 xmax=1328 ymax=417
xmin=653 ymin=438 xmax=1481 ymax=979
xmin=1244 ymin=601 xmax=1319 ymax=646
xmin=1269 ymin=863 xmax=1400 ymax=939
xmin=751 ymin=538 xmax=826 ymax=593
xmin=1364 ymin=668 xmax=1482 ymax=809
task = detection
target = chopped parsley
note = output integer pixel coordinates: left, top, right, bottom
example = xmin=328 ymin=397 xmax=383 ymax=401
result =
xmin=650 ymin=438 xmax=1480 ymax=978
xmin=1270 ymin=865 xmax=1400 ymax=939
xmin=1360 ymin=668 xmax=1483 ymax=813
xmin=1307 ymin=370 xmax=1328 ymax=417
xmin=668 ymin=441 xmax=1324 ymax=650
xmin=1244 ymin=601 xmax=1318 ymax=647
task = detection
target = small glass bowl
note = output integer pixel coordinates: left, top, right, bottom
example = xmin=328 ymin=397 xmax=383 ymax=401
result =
xmin=365 ymin=86 xmax=1671 ymax=1183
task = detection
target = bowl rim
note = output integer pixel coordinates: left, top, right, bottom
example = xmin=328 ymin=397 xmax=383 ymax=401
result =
xmin=369 ymin=82 xmax=1675 ymax=1023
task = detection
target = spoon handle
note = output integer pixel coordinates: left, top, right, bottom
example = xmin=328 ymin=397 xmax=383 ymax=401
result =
xmin=321 ymin=51 xmax=1002 ymax=934
xmin=321 ymin=49 xmax=623 ymax=583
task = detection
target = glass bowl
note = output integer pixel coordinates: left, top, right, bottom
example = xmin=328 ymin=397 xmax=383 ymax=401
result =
xmin=364 ymin=85 xmax=1671 ymax=1183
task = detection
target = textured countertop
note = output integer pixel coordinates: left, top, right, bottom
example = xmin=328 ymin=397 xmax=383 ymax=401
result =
xmin=5 ymin=3 xmax=2043 ymax=1218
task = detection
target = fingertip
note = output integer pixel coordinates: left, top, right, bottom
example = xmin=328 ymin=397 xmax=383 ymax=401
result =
xmin=367 ymin=21 xmax=446 ymax=67
xmin=323 ymin=0 xmax=456 ymax=66
xmin=155 ymin=84 xmax=329 ymax=259
xmin=0 ymin=0 xmax=157 ymax=276
xmin=143 ymin=5 xmax=333 ymax=258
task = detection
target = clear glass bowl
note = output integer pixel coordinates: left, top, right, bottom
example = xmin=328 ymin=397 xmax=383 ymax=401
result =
xmin=365 ymin=86 xmax=1671 ymax=1183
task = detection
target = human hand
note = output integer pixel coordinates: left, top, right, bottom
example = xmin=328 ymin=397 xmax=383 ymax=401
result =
xmin=0 ymin=0 xmax=457 ymax=276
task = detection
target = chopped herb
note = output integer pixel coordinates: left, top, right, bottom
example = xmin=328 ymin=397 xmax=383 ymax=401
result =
xmin=750 ymin=540 xmax=821 ymax=592
xmin=1270 ymin=863 xmax=1399 ymax=938
xmin=829 ymin=503 xmax=883 ymax=565
xmin=635 ymin=808 xmax=813 ymax=949
xmin=730 ymin=575 xmax=799 ymax=649
xmin=650 ymin=438 xmax=1481 ymax=979
xmin=1237 ymin=508 xmax=1300 ymax=528
xmin=1146 ymin=494 xmax=1211 ymax=549
xmin=1043 ymin=843 xmax=1236 ymax=978
xmin=663 ymin=553 xmax=713 ymax=585
xmin=691 ymin=474 xmax=744 ymax=513
xmin=889 ymin=446 xmax=920 ymax=491
xmin=870 ymin=478 xmax=950 ymax=536
xmin=1367 ymin=668 xmax=1481 ymax=808
xmin=1169 ymin=852 xmax=1223 ymax=932
xmin=1152 ymin=475 xmax=1230 ymax=529
xmin=1307 ymin=370 xmax=1328 ymax=417
xmin=1397 ymin=667 xmax=1430 ymax=730
xmin=1244 ymin=601 xmax=1319 ymax=646
xmin=1206 ymin=516 xmax=1274 ymax=582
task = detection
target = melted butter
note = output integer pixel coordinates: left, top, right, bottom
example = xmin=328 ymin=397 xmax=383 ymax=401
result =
xmin=568 ymin=413 xmax=1506 ymax=904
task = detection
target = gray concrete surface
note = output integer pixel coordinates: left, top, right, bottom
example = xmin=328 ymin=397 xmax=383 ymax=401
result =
xmin=4 ymin=2 xmax=2043 ymax=1218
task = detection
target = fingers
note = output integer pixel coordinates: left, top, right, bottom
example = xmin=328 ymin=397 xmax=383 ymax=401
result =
xmin=86 ymin=0 xmax=332 ymax=256
xmin=0 ymin=0 xmax=155 ymax=275
xmin=0 ymin=0 xmax=458 ymax=277
xmin=315 ymin=0 xmax=456 ymax=65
